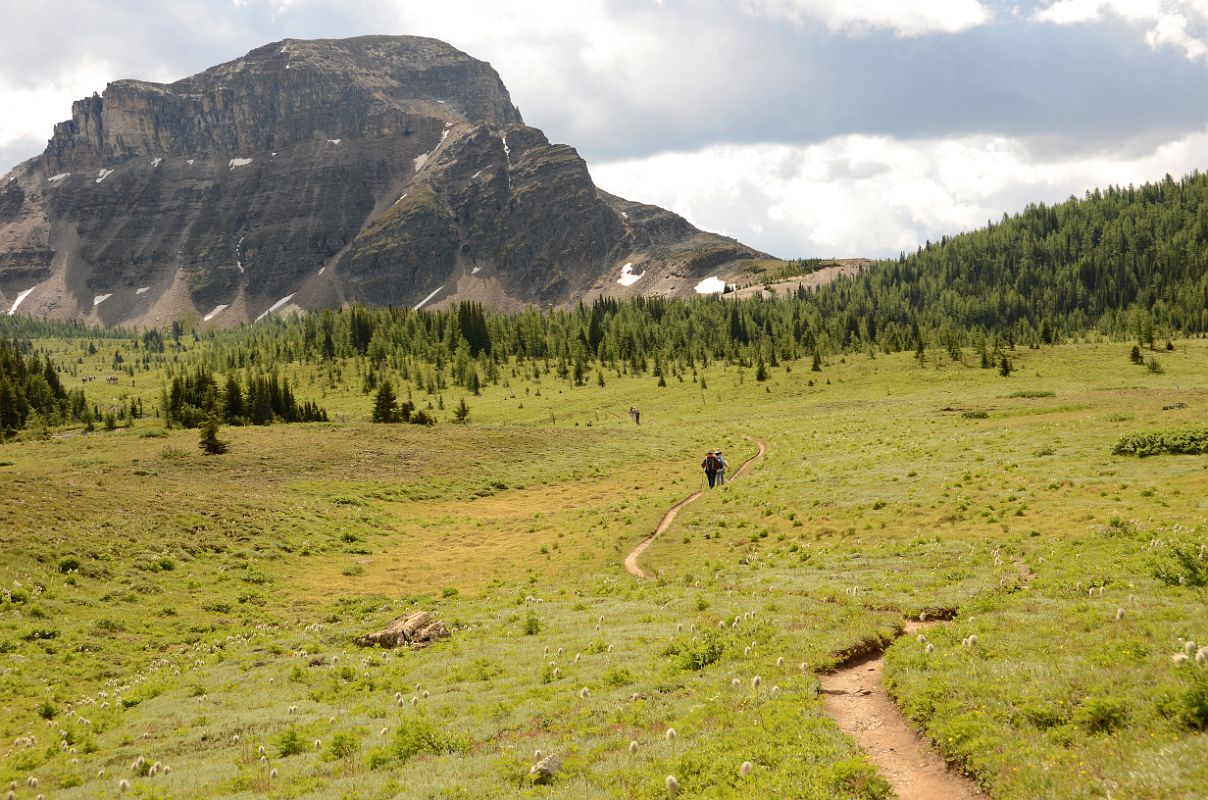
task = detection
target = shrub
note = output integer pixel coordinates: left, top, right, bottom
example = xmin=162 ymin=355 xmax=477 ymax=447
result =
xmin=1074 ymin=696 xmax=1127 ymax=733
xmin=1008 ymin=390 xmax=1056 ymax=398
xmin=275 ymin=727 xmax=307 ymax=757
xmin=325 ymin=732 xmax=360 ymax=761
xmin=1019 ymin=702 xmax=1066 ymax=730
xmin=93 ymin=617 xmax=125 ymax=633
xmin=58 ymin=556 xmax=80 ymax=573
xmin=1148 ymin=538 xmax=1208 ymax=587
xmin=603 ymin=665 xmax=635 ymax=686
xmin=1097 ymin=517 xmax=1140 ymax=539
xmin=243 ymin=568 xmax=269 ymax=584
xmin=523 ymin=611 xmax=540 ymax=636
xmin=1112 ymin=427 xmax=1208 ymax=457
xmin=1171 ymin=671 xmax=1208 ymax=731
xmin=665 ymin=630 xmax=727 ymax=671
xmin=21 ymin=627 xmax=59 ymax=641
xmin=368 ymin=719 xmax=468 ymax=769
xmin=962 ymin=410 xmax=989 ymax=419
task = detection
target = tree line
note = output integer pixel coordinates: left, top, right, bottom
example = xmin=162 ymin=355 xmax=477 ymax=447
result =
xmin=162 ymin=367 xmax=328 ymax=428
xmin=0 ymin=338 xmax=89 ymax=438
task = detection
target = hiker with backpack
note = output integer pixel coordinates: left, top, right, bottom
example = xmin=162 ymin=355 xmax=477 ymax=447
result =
xmin=714 ymin=449 xmax=728 ymax=485
xmin=702 ymin=450 xmax=720 ymax=488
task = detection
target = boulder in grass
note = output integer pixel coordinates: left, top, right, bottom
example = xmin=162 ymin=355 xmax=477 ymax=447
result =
xmin=356 ymin=611 xmax=450 ymax=649
xmin=529 ymin=752 xmax=562 ymax=783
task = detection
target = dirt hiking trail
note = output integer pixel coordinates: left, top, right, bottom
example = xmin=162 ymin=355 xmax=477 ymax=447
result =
xmin=819 ymin=620 xmax=983 ymax=799
xmin=627 ymin=436 xmax=1000 ymax=797
xmin=623 ymin=436 xmax=766 ymax=579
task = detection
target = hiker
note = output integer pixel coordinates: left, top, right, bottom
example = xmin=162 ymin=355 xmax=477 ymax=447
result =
xmin=714 ymin=449 xmax=728 ymax=485
xmin=629 ymin=406 xmax=641 ymax=425
xmin=702 ymin=450 xmax=719 ymax=488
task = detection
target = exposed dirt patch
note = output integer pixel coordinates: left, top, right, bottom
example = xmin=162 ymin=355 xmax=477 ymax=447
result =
xmin=727 ymin=260 xmax=870 ymax=300
xmin=917 ymin=606 xmax=959 ymax=621
xmin=819 ymin=620 xmax=983 ymax=800
xmin=1014 ymin=557 xmax=1035 ymax=584
xmin=827 ymin=633 xmax=895 ymax=666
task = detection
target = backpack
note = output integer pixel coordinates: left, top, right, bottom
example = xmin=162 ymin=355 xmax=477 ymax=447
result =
xmin=703 ymin=455 xmax=718 ymax=471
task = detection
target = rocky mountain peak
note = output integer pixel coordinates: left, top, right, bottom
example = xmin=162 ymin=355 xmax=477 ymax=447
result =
xmin=1 ymin=36 xmax=762 ymax=327
xmin=43 ymin=35 xmax=522 ymax=172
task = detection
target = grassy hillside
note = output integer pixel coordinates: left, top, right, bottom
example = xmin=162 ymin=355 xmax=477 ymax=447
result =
xmin=1 ymin=334 xmax=1206 ymax=798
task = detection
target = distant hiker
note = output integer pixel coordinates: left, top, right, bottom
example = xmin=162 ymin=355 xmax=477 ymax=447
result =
xmin=629 ymin=406 xmax=641 ymax=425
xmin=702 ymin=450 xmax=719 ymax=488
xmin=714 ymin=450 xmax=728 ymax=485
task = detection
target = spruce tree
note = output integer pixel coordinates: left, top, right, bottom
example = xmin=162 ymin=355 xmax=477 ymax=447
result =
xmin=199 ymin=417 xmax=228 ymax=455
xmin=453 ymin=397 xmax=470 ymax=424
xmin=371 ymin=381 xmax=398 ymax=423
xmin=0 ymin=376 xmax=20 ymax=435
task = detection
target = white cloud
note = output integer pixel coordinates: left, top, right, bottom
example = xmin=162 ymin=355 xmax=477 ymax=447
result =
xmin=1034 ymin=0 xmax=1208 ymax=63
xmin=740 ymin=0 xmax=993 ymax=36
xmin=591 ymin=129 xmax=1208 ymax=258
xmin=0 ymin=61 xmax=117 ymax=159
xmin=376 ymin=0 xmax=749 ymax=147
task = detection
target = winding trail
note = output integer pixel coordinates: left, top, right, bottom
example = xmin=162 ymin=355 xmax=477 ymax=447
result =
xmin=819 ymin=621 xmax=983 ymax=800
xmin=623 ymin=436 xmax=766 ymax=579
xmin=625 ymin=436 xmax=1021 ymax=797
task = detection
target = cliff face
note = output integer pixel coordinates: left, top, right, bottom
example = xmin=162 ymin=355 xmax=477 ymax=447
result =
xmin=0 ymin=36 xmax=762 ymax=327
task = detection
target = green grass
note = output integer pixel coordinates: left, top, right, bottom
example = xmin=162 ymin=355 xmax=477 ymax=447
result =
xmin=0 ymin=339 xmax=1206 ymax=798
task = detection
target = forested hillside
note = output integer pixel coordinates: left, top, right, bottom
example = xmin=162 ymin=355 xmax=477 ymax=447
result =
xmin=0 ymin=339 xmax=88 ymax=436
xmin=827 ymin=171 xmax=1208 ymax=347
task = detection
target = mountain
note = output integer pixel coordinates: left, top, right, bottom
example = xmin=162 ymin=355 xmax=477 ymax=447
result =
xmin=0 ymin=36 xmax=764 ymax=327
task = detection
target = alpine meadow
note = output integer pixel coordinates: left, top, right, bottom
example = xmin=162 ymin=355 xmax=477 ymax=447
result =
xmin=2 ymin=14 xmax=1208 ymax=800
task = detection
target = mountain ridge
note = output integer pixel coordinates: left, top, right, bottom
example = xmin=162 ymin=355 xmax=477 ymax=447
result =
xmin=0 ymin=35 xmax=765 ymax=327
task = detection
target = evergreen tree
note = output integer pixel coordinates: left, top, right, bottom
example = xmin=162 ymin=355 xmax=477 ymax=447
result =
xmin=224 ymin=373 xmax=244 ymax=422
xmin=453 ymin=397 xmax=470 ymax=424
xmin=372 ymin=381 xmax=398 ymax=423
xmin=199 ymin=417 xmax=228 ymax=455
xmin=0 ymin=376 xmax=20 ymax=435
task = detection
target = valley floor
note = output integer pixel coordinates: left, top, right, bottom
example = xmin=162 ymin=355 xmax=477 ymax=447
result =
xmin=1 ymin=341 xmax=1206 ymax=798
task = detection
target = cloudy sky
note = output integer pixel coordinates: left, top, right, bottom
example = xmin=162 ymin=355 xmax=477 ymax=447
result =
xmin=4 ymin=0 xmax=1208 ymax=258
